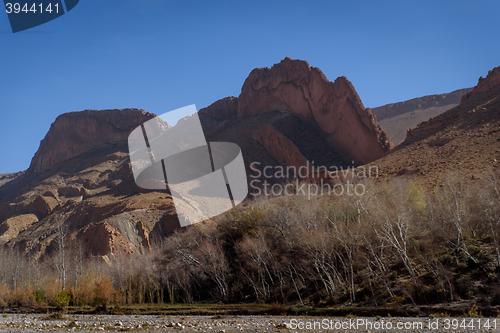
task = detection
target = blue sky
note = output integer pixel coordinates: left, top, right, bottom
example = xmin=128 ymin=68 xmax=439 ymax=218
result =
xmin=1 ymin=0 xmax=499 ymax=173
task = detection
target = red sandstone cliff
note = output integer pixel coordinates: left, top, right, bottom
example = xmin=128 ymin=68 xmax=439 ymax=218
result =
xmin=252 ymin=124 xmax=308 ymax=172
xmin=201 ymin=57 xmax=393 ymax=165
xmin=406 ymin=65 xmax=500 ymax=143
xmin=370 ymin=88 xmax=472 ymax=145
xmin=198 ymin=96 xmax=238 ymax=119
xmin=29 ymin=109 xmax=156 ymax=173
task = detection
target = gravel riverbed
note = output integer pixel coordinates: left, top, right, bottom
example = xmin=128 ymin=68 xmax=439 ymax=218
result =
xmin=0 ymin=314 xmax=498 ymax=332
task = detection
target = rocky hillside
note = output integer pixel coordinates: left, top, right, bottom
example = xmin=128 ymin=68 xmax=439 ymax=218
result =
xmin=0 ymin=109 xmax=177 ymax=259
xmin=461 ymin=66 xmax=500 ymax=102
xmin=372 ymin=65 xmax=500 ymax=185
xmin=371 ymin=88 xmax=472 ymax=145
xmin=0 ymin=58 xmax=393 ymax=259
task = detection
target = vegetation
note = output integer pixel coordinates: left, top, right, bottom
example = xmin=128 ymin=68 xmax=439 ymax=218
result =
xmin=1 ymin=170 xmax=500 ymax=312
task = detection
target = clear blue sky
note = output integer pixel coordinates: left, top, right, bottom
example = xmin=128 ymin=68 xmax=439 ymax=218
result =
xmin=1 ymin=0 xmax=499 ymax=173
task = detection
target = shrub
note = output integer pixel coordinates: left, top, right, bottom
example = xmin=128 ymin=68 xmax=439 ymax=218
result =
xmin=8 ymin=287 xmax=36 ymax=308
xmin=93 ymin=276 xmax=114 ymax=306
xmin=52 ymin=290 xmax=72 ymax=309
xmin=33 ymin=290 xmax=46 ymax=304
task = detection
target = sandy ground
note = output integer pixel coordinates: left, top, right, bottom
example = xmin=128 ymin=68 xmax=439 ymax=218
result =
xmin=0 ymin=314 xmax=498 ymax=332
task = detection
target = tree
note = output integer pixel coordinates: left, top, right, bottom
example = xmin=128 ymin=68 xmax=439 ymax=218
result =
xmin=55 ymin=224 xmax=69 ymax=290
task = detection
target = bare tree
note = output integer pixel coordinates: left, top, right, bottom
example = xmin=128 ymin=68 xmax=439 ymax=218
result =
xmin=54 ymin=224 xmax=69 ymax=290
xmin=195 ymin=240 xmax=230 ymax=302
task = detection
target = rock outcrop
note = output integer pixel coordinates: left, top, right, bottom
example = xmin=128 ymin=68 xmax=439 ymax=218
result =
xmin=0 ymin=214 xmax=38 ymax=245
xmin=461 ymin=66 xmax=500 ymax=103
xmin=252 ymin=124 xmax=308 ymax=172
xmin=0 ymin=106 xmax=176 ymax=259
xmin=202 ymin=57 xmax=393 ymax=165
xmin=29 ymin=109 xmax=156 ymax=173
xmin=198 ymin=96 xmax=238 ymax=119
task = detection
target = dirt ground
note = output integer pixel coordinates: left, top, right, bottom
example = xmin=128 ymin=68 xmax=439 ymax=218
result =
xmin=0 ymin=313 xmax=498 ymax=332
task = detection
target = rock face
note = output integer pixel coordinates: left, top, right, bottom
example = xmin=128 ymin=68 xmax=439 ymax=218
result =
xmin=252 ymin=124 xmax=308 ymax=172
xmin=198 ymin=96 xmax=238 ymax=119
xmin=461 ymin=66 xmax=500 ymax=102
xmin=0 ymin=145 xmax=173 ymax=259
xmin=29 ymin=109 xmax=156 ymax=173
xmin=202 ymin=57 xmax=393 ymax=165
xmin=404 ymin=66 xmax=500 ymax=143
xmin=0 ymin=108 xmax=172 ymax=259
xmin=0 ymin=214 xmax=38 ymax=244
xmin=371 ymin=88 xmax=472 ymax=145
xmin=238 ymin=58 xmax=393 ymax=164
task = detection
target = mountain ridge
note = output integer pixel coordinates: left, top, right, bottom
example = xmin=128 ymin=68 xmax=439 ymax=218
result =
xmin=371 ymin=88 xmax=473 ymax=144
xmin=371 ymin=65 xmax=500 ymax=183
xmin=1 ymin=58 xmax=393 ymax=259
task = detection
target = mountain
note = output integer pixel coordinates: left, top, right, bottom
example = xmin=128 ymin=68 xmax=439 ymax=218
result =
xmin=200 ymin=57 xmax=393 ymax=174
xmin=372 ymin=66 xmax=500 ymax=184
xmin=371 ymin=88 xmax=473 ymax=145
xmin=0 ymin=58 xmax=392 ymax=259
xmin=0 ymin=109 xmax=177 ymax=259
xmin=29 ymin=109 xmax=157 ymax=173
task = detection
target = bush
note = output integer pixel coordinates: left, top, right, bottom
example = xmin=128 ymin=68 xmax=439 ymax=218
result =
xmin=8 ymin=287 xmax=36 ymax=308
xmin=33 ymin=290 xmax=46 ymax=304
xmin=93 ymin=276 xmax=114 ymax=307
xmin=52 ymin=290 xmax=72 ymax=309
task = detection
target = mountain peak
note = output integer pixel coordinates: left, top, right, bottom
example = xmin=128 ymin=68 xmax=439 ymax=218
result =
xmin=203 ymin=57 xmax=393 ymax=165
xmin=29 ymin=108 xmax=157 ymax=173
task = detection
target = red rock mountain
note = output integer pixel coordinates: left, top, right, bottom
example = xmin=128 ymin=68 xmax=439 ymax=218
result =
xmin=201 ymin=57 xmax=393 ymax=165
xmin=0 ymin=109 xmax=174 ymax=260
xmin=372 ymin=65 xmax=500 ymax=183
xmin=30 ymin=109 xmax=156 ymax=173
xmin=0 ymin=58 xmax=393 ymax=259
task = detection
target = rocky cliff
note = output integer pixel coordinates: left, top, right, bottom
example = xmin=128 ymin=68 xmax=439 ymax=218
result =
xmin=461 ymin=66 xmax=500 ymax=103
xmin=198 ymin=96 xmax=238 ymax=119
xmin=252 ymin=124 xmax=308 ymax=172
xmin=29 ymin=109 xmax=156 ymax=173
xmin=202 ymin=57 xmax=393 ymax=165
xmin=0 ymin=108 xmax=171 ymax=259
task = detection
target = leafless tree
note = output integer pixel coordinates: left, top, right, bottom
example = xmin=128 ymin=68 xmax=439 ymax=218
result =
xmin=54 ymin=224 xmax=69 ymax=290
xmin=195 ymin=240 xmax=230 ymax=302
